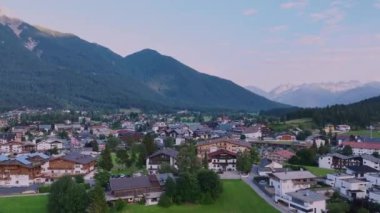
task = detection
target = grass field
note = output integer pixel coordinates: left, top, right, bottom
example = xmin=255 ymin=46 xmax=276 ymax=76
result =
xmin=303 ymin=166 xmax=335 ymax=177
xmin=0 ymin=181 xmax=278 ymax=213
xmin=347 ymin=130 xmax=380 ymax=138
xmin=0 ymin=195 xmax=48 ymax=213
xmin=124 ymin=180 xmax=279 ymax=213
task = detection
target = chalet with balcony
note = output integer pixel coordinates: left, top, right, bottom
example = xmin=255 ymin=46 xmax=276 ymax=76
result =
xmin=0 ymin=153 xmax=49 ymax=187
xmin=208 ymin=149 xmax=237 ymax=172
xmin=146 ymin=148 xmax=178 ymax=174
xmin=318 ymin=153 xmax=362 ymax=169
xmin=196 ymin=138 xmax=251 ymax=158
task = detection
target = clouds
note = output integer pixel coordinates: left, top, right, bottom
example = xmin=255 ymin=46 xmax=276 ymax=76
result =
xmin=310 ymin=7 xmax=345 ymax=26
xmin=280 ymin=0 xmax=308 ymax=9
xmin=268 ymin=25 xmax=288 ymax=33
xmin=298 ymin=35 xmax=324 ymax=45
xmin=242 ymin=8 xmax=257 ymax=16
xmin=375 ymin=0 xmax=380 ymax=9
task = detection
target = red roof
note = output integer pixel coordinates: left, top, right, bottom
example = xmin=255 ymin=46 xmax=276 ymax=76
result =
xmin=272 ymin=150 xmax=295 ymax=158
xmin=342 ymin=142 xmax=380 ymax=150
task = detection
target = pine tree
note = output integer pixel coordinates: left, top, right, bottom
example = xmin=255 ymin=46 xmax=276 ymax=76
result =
xmin=88 ymin=184 xmax=108 ymax=213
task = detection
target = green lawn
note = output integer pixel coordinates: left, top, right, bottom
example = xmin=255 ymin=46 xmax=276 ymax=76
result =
xmin=0 ymin=181 xmax=278 ymax=213
xmin=346 ymin=130 xmax=380 ymax=138
xmin=124 ymin=180 xmax=279 ymax=213
xmin=303 ymin=166 xmax=335 ymax=177
xmin=0 ymin=195 xmax=48 ymax=213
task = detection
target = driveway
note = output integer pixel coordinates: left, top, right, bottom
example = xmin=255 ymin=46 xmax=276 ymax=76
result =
xmin=219 ymin=171 xmax=241 ymax=180
xmin=242 ymin=174 xmax=290 ymax=213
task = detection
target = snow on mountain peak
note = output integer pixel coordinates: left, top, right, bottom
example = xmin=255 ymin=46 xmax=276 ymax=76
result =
xmin=24 ymin=37 xmax=38 ymax=51
xmin=0 ymin=15 xmax=23 ymax=37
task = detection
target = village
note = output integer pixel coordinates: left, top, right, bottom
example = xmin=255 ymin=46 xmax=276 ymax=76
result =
xmin=0 ymin=108 xmax=380 ymax=213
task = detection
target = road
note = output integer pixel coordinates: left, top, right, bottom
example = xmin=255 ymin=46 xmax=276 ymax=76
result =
xmin=241 ymin=174 xmax=289 ymax=213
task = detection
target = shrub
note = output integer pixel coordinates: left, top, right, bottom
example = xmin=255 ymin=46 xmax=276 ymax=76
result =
xmin=75 ymin=175 xmax=85 ymax=184
xmin=200 ymin=192 xmax=214 ymax=205
xmin=114 ymin=199 xmax=126 ymax=212
xmin=38 ymin=185 xmax=51 ymax=193
xmin=158 ymin=193 xmax=172 ymax=208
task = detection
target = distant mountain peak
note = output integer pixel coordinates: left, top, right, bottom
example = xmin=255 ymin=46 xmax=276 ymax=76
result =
xmin=34 ymin=25 xmax=74 ymax=38
xmin=0 ymin=15 xmax=23 ymax=37
xmin=129 ymin=48 xmax=161 ymax=57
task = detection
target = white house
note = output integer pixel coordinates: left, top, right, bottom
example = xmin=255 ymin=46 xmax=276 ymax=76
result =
xmin=342 ymin=142 xmax=380 ymax=155
xmin=318 ymin=153 xmax=361 ymax=170
xmin=208 ymin=149 xmax=237 ymax=172
xmin=36 ymin=140 xmax=64 ymax=151
xmin=325 ymin=173 xmax=355 ymax=188
xmin=336 ymin=125 xmax=351 ymax=133
xmin=242 ymin=125 xmax=262 ymax=140
xmin=258 ymin=158 xmax=284 ymax=177
xmin=368 ymin=188 xmax=380 ymax=204
xmin=284 ymin=190 xmax=327 ymax=213
xmin=337 ymin=178 xmax=368 ymax=200
xmin=362 ymin=154 xmax=380 ymax=171
xmin=269 ymin=171 xmax=316 ymax=201
xmin=146 ymin=148 xmax=178 ymax=174
xmin=0 ymin=141 xmax=23 ymax=154
xmin=364 ymin=173 xmax=380 ymax=187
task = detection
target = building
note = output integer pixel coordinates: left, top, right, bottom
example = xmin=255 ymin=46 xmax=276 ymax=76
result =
xmin=269 ymin=171 xmax=316 ymax=201
xmin=325 ymin=173 xmax=355 ymax=187
xmin=275 ymin=133 xmax=297 ymax=141
xmin=0 ymin=133 xmax=16 ymax=144
xmin=109 ymin=175 xmax=163 ymax=205
xmin=0 ymin=141 xmax=23 ymax=154
xmin=337 ymin=178 xmax=368 ymax=200
xmin=0 ymin=153 xmax=49 ymax=186
xmin=208 ymin=149 xmax=237 ymax=172
xmin=265 ymin=150 xmax=295 ymax=164
xmin=284 ymin=190 xmax=327 ymax=213
xmin=318 ymin=153 xmax=362 ymax=169
xmin=336 ymin=125 xmax=351 ymax=133
xmin=342 ymin=142 xmax=380 ymax=155
xmin=362 ymin=154 xmax=380 ymax=170
xmin=368 ymin=188 xmax=380 ymax=204
xmin=242 ymin=125 xmax=262 ymax=140
xmin=146 ymin=148 xmax=178 ymax=175
xmin=364 ymin=173 xmax=380 ymax=187
xmin=41 ymin=152 xmax=96 ymax=178
xmin=36 ymin=140 xmax=64 ymax=152
xmin=196 ymin=138 xmax=251 ymax=158
xmin=257 ymin=158 xmax=284 ymax=177
xmin=346 ymin=165 xmax=378 ymax=178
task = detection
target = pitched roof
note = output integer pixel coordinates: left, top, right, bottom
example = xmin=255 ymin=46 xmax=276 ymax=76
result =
xmin=346 ymin=165 xmax=378 ymax=173
xmin=149 ymin=148 xmax=178 ymax=159
xmin=361 ymin=154 xmax=380 ymax=164
xmin=271 ymin=150 xmax=295 ymax=158
xmin=259 ymin=158 xmax=273 ymax=168
xmin=196 ymin=138 xmax=251 ymax=148
xmin=110 ymin=175 xmax=158 ymax=191
xmin=270 ymin=171 xmax=316 ymax=180
xmin=62 ymin=152 xmax=96 ymax=164
xmin=343 ymin=142 xmax=380 ymax=150
xmin=287 ymin=190 xmax=327 ymax=203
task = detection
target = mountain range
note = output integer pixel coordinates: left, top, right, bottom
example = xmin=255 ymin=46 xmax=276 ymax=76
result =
xmin=0 ymin=15 xmax=287 ymax=112
xmin=246 ymin=81 xmax=380 ymax=108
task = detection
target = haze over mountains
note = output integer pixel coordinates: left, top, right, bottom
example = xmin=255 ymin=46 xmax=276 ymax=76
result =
xmin=0 ymin=15 xmax=287 ymax=112
xmin=246 ymin=81 xmax=380 ymax=108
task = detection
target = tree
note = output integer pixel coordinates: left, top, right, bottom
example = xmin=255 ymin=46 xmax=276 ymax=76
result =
xmin=99 ymin=147 xmax=113 ymax=171
xmin=176 ymin=144 xmax=201 ymax=174
xmin=94 ymin=171 xmax=111 ymax=188
xmin=197 ymin=170 xmax=223 ymax=201
xmin=158 ymin=193 xmax=172 ymax=208
xmin=342 ymin=145 xmax=353 ymax=156
xmin=88 ymin=184 xmax=108 ymax=213
xmin=373 ymin=152 xmax=380 ymax=158
xmin=58 ymin=130 xmax=69 ymax=139
xmin=116 ymin=149 xmax=129 ymax=166
xmin=91 ymin=140 xmax=99 ymax=152
xmin=143 ymin=134 xmax=156 ymax=155
xmin=236 ymin=151 xmax=252 ymax=174
xmin=164 ymin=137 xmax=175 ymax=148
xmin=327 ymin=200 xmax=349 ymax=213
xmin=48 ymin=176 xmax=88 ymax=213
xmin=74 ymin=175 xmax=84 ymax=184
xmin=202 ymin=154 xmax=209 ymax=169
xmin=158 ymin=162 xmax=177 ymax=174
xmin=250 ymin=147 xmax=260 ymax=164
xmin=106 ymin=136 xmax=120 ymax=151
xmin=175 ymin=172 xmax=200 ymax=203
xmin=240 ymin=134 xmax=246 ymax=140
xmin=137 ymin=144 xmax=147 ymax=168
xmin=164 ymin=177 xmax=176 ymax=199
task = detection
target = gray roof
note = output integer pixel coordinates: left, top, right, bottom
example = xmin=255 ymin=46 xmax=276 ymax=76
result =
xmin=271 ymin=171 xmax=316 ymax=180
xmin=259 ymin=158 xmax=273 ymax=168
xmin=110 ymin=175 xmax=154 ymax=191
xmin=62 ymin=152 xmax=96 ymax=164
xmin=322 ymin=153 xmax=357 ymax=160
xmin=149 ymin=148 xmax=178 ymax=159
xmin=196 ymin=138 xmax=251 ymax=148
xmin=362 ymin=154 xmax=380 ymax=164
xmin=346 ymin=165 xmax=378 ymax=173
xmin=287 ymin=190 xmax=327 ymax=203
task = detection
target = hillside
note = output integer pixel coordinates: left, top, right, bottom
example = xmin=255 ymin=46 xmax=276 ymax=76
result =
xmin=285 ymin=96 xmax=380 ymax=128
xmin=0 ymin=15 xmax=286 ymax=112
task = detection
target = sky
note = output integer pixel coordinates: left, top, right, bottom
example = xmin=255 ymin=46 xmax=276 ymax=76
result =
xmin=1 ymin=0 xmax=380 ymax=91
